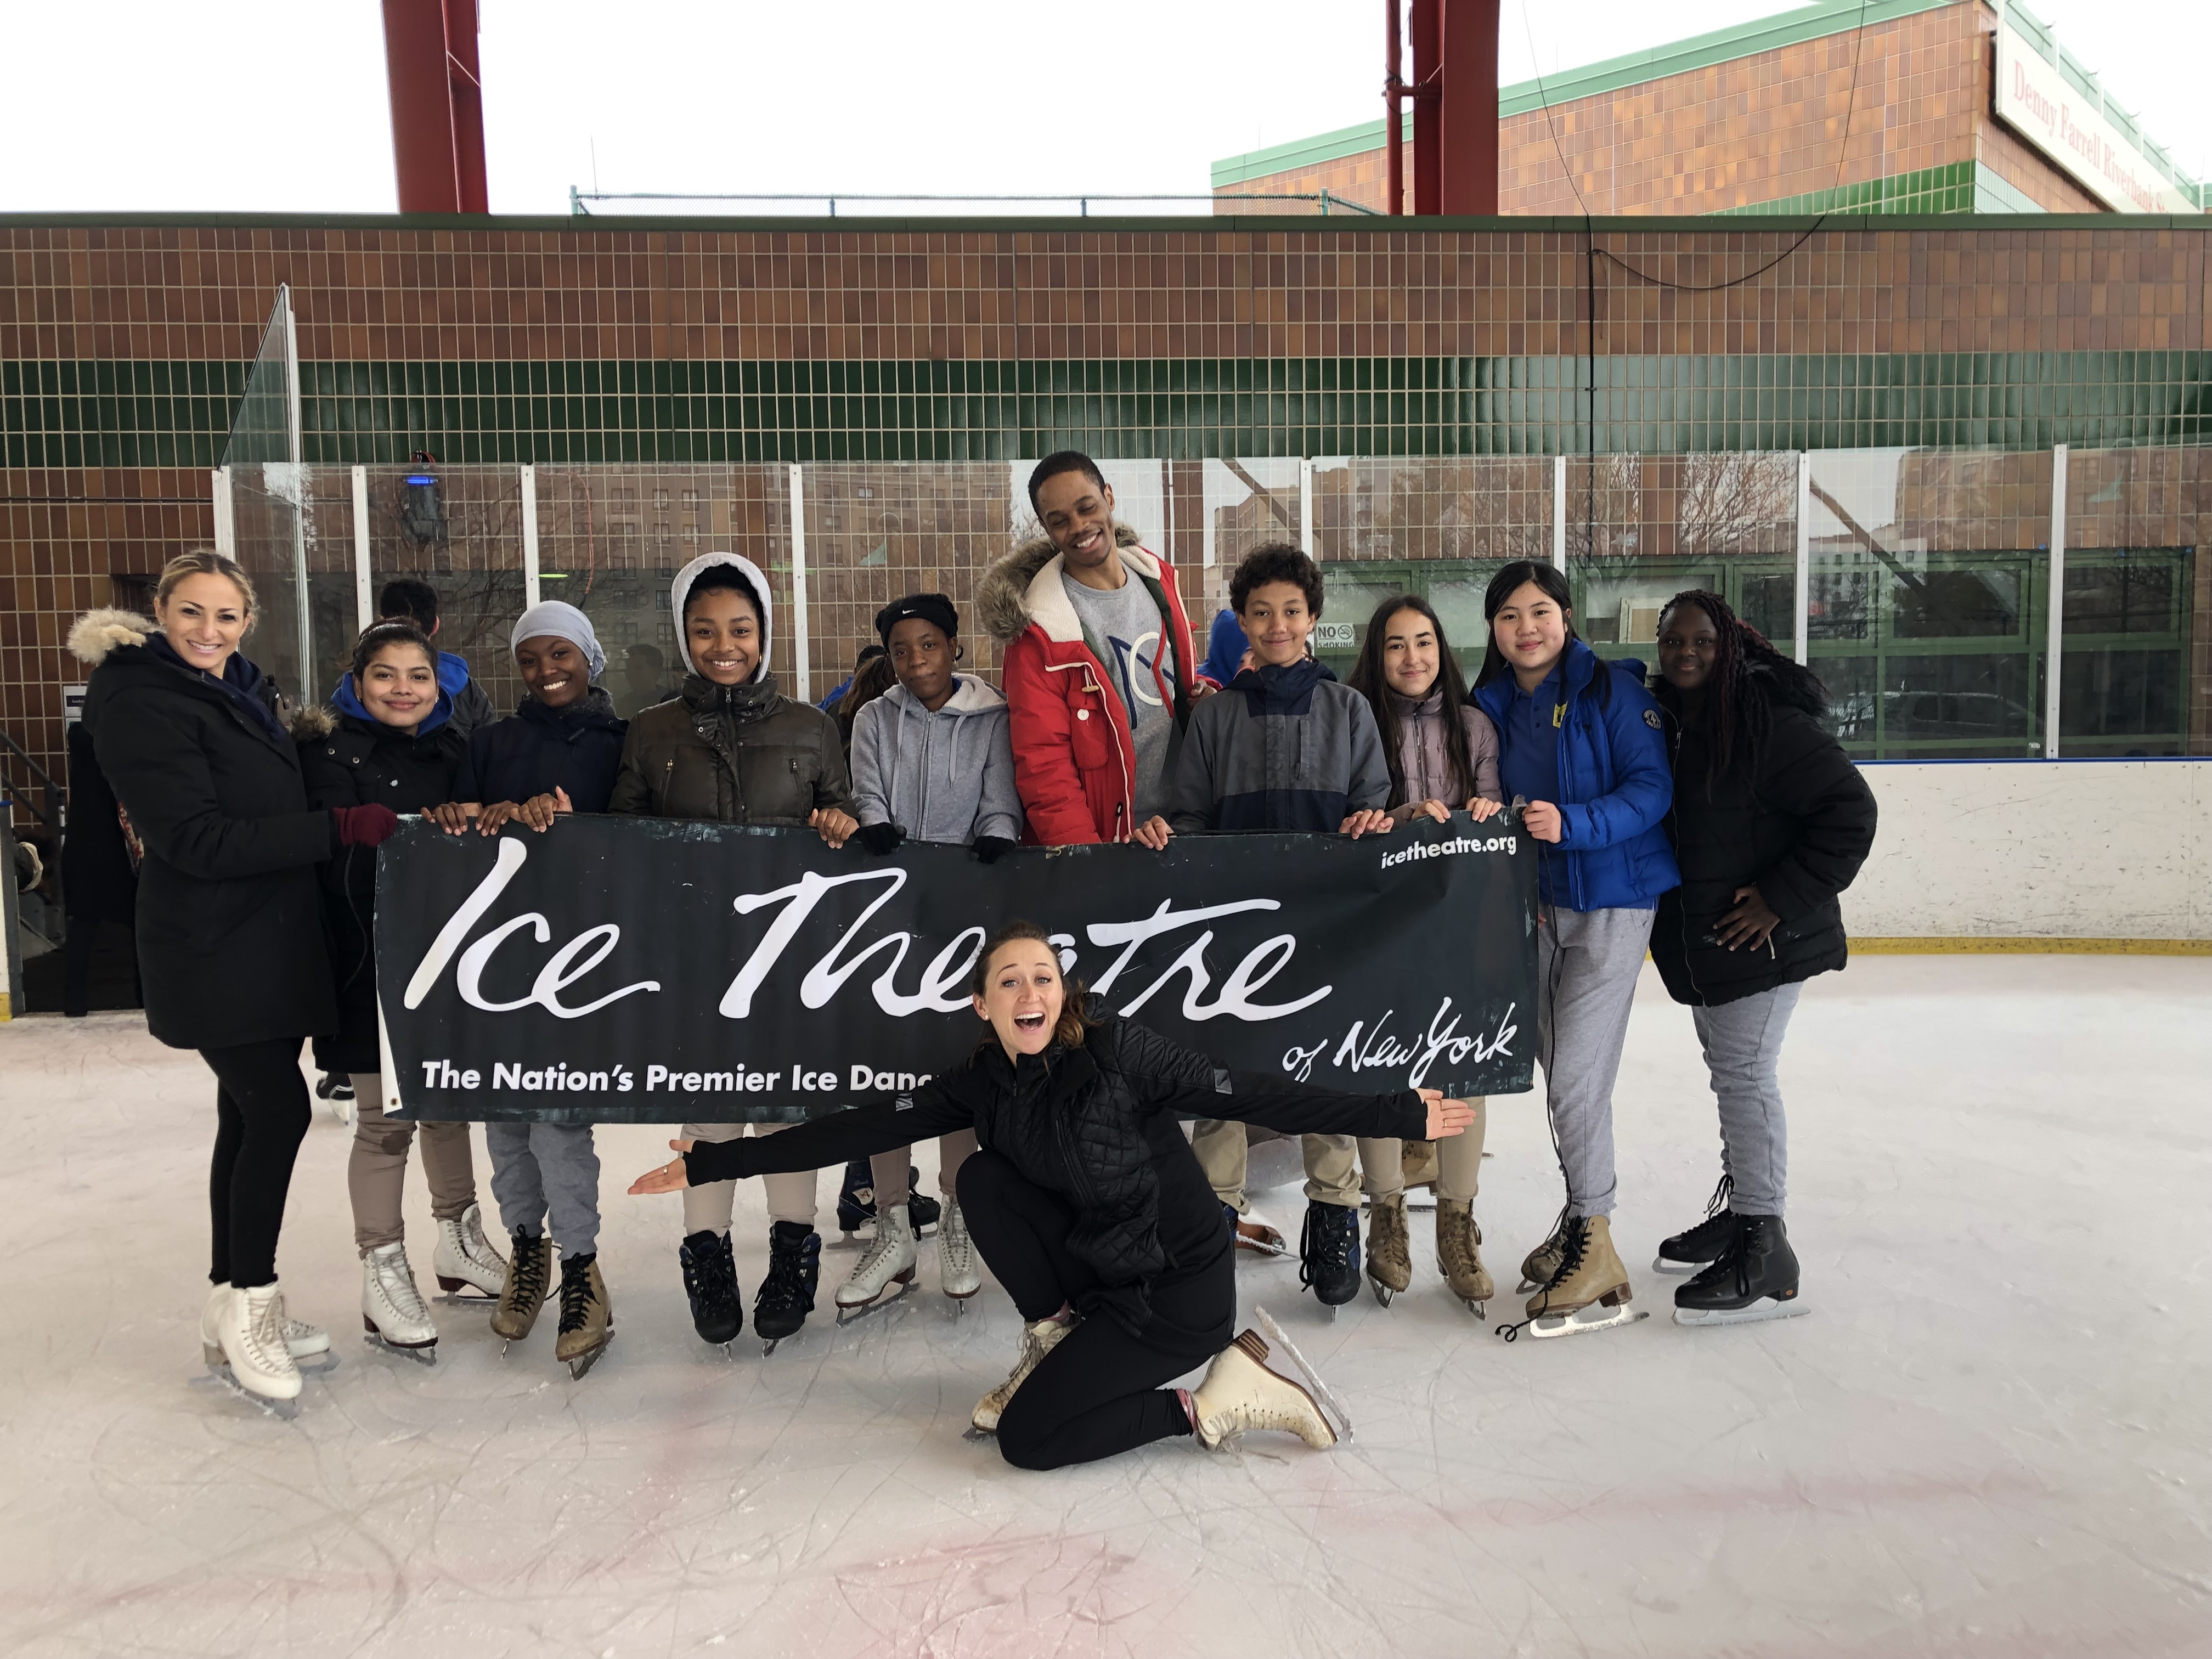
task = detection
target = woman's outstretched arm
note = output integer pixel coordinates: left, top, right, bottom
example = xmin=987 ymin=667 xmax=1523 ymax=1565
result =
xmin=629 ymin=1087 xmax=974 ymax=1194
xmin=1109 ymin=1020 xmax=1465 ymax=1142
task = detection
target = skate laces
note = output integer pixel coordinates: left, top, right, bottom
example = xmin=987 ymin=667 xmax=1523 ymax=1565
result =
xmin=1497 ymin=1216 xmax=1591 ymax=1344
xmin=856 ymin=1210 xmax=906 ymax=1276
xmin=760 ymin=1231 xmax=815 ymax=1302
xmin=509 ymin=1233 xmax=549 ymax=1306
xmin=376 ymin=1250 xmax=429 ymax=1318
xmin=1296 ymin=1205 xmax=1355 ymax=1292
xmin=556 ymin=1257 xmax=595 ymax=1334
xmin=1702 ymin=1173 xmax=1735 ymax=1221
xmin=682 ymin=1236 xmax=736 ymax=1307
xmin=1701 ymin=1215 xmax=1764 ymax=1296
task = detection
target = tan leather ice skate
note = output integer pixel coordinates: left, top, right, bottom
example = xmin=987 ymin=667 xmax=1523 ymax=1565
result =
xmin=1191 ymin=1330 xmax=1338 ymax=1450
xmin=1437 ymin=1200 xmax=1495 ymax=1311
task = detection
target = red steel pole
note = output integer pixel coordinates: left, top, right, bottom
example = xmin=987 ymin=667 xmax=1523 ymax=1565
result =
xmin=381 ymin=0 xmax=489 ymax=214
xmin=1438 ymin=0 xmax=1500 ymax=215
xmin=1385 ymin=0 xmax=1404 ymax=216
xmin=1410 ymin=0 xmax=1441 ymax=215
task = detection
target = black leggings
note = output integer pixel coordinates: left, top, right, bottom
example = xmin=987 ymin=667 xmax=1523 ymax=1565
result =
xmin=957 ymin=1148 xmax=1231 ymax=1471
xmin=200 ymin=1039 xmax=312 ymax=1289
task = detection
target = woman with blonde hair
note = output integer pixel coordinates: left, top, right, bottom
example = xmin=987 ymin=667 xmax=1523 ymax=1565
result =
xmin=73 ymin=551 xmax=402 ymax=1409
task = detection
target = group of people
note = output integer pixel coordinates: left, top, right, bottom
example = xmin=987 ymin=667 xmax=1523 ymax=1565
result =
xmin=69 ymin=448 xmax=1877 ymax=1467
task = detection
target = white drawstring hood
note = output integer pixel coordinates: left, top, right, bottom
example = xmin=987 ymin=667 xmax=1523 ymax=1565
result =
xmin=669 ymin=551 xmax=775 ymax=681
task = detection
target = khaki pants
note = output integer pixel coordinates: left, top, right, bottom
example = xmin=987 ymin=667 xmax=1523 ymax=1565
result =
xmin=871 ymin=1130 xmax=980 ymax=1209
xmin=347 ymin=1073 xmax=477 ymax=1254
xmin=1358 ymin=1097 xmax=1488 ymax=1204
xmin=1190 ymin=1120 xmax=1362 ymax=1211
xmin=682 ymin=1121 xmax=820 ymax=1233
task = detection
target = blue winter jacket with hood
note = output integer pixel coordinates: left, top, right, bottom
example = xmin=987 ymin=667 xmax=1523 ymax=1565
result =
xmin=1472 ymin=638 xmax=1680 ymax=912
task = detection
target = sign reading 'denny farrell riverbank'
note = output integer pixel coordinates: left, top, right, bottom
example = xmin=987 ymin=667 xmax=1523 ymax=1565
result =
xmin=371 ymin=813 xmax=1538 ymax=1123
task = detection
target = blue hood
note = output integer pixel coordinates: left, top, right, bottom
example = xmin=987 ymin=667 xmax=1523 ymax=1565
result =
xmin=331 ymin=670 xmax=454 ymax=733
xmin=436 ymin=651 xmax=474 ymax=699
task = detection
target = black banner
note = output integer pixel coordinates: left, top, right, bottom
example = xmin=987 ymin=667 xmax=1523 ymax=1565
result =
xmin=375 ymin=812 xmax=1538 ymax=1122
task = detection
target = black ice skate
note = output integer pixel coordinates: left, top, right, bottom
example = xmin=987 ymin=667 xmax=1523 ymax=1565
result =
xmin=1674 ymin=1214 xmax=1807 ymax=1327
xmin=1655 ymin=1174 xmax=1739 ymax=1274
xmin=679 ymin=1229 xmax=743 ymax=1355
xmin=1297 ymin=1200 xmax=1362 ymax=1315
xmin=754 ymin=1221 xmax=821 ymax=1355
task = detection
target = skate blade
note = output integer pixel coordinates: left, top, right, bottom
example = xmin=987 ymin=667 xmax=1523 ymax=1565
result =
xmin=364 ymin=1331 xmax=439 ymax=1366
xmin=827 ymin=1231 xmax=868 ymax=1253
xmin=1252 ymin=1305 xmax=1355 ymax=1444
xmin=1651 ymin=1256 xmax=1710 ymax=1277
xmin=962 ymin=1424 xmax=996 ymax=1442
xmin=564 ymin=1334 xmax=612 ymax=1379
xmin=943 ymin=1295 xmax=969 ymax=1319
xmin=295 ymin=1350 xmax=341 ymax=1375
xmin=193 ymin=1365 xmax=302 ymax=1420
xmin=1367 ymin=1280 xmax=1398 ymax=1308
xmin=435 ymin=1279 xmax=501 ymax=1303
xmin=1527 ymin=1302 xmax=1649 ymax=1340
xmin=1674 ymin=1295 xmax=1808 ymax=1327
xmin=834 ymin=1279 xmax=916 ymax=1327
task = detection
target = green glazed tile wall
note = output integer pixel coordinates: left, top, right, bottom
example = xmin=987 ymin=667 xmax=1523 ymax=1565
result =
xmin=5 ymin=351 xmax=2209 ymax=469
xmin=1713 ymin=161 xmax=1984 ymax=218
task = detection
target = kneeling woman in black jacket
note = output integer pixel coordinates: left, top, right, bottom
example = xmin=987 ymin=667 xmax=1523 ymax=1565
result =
xmin=632 ymin=921 xmax=1475 ymax=1469
xmin=1649 ymin=590 xmax=1877 ymax=1326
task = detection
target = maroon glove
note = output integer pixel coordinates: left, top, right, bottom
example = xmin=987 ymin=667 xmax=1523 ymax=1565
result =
xmin=331 ymin=804 xmax=401 ymax=849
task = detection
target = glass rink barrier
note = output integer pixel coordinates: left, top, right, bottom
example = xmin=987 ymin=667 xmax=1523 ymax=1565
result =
xmin=216 ymin=445 xmax=2210 ymax=759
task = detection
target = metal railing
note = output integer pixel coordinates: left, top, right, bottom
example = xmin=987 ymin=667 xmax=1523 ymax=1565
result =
xmin=567 ymin=188 xmax=1382 ymax=217
xmin=0 ymin=726 xmax=62 ymax=830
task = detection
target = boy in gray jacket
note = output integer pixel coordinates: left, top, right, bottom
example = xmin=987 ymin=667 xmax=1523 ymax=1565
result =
xmin=1165 ymin=544 xmax=1396 ymax=1311
xmin=842 ymin=592 xmax=1020 ymax=1314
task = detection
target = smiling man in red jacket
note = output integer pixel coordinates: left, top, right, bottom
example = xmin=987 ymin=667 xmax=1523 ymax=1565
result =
xmin=977 ymin=453 xmax=1210 ymax=848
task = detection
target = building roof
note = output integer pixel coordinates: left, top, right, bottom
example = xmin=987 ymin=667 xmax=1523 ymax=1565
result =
xmin=1210 ymin=0 xmax=2202 ymax=207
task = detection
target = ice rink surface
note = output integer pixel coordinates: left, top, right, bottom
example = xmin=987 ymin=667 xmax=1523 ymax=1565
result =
xmin=2 ymin=955 xmax=2208 ymax=1659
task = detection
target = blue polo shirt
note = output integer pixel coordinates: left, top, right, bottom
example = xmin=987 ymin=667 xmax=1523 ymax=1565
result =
xmin=1497 ymin=667 xmax=1564 ymax=819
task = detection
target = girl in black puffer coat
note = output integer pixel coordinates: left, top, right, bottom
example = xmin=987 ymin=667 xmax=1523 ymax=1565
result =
xmin=1648 ymin=590 xmax=1878 ymax=1328
xmin=631 ymin=922 xmax=1477 ymax=1470
xmin=297 ymin=619 xmax=506 ymax=1359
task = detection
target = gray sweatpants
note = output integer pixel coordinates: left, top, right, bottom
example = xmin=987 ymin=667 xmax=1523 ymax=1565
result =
xmin=1691 ymin=981 xmax=1800 ymax=1217
xmin=1537 ymin=904 xmax=1655 ymax=1218
xmin=487 ymin=1122 xmax=602 ymax=1259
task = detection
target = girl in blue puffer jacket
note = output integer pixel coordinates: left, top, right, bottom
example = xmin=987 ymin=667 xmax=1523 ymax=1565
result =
xmin=1471 ymin=561 xmax=1679 ymax=1340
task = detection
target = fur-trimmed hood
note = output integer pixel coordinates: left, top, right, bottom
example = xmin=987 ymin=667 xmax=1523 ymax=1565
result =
xmin=68 ymin=608 xmax=153 ymax=667
xmin=289 ymin=704 xmax=336 ymax=742
xmin=975 ymin=522 xmax=1152 ymax=646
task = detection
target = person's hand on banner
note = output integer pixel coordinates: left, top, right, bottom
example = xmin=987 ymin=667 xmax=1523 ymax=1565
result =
xmin=970 ymin=834 xmax=1017 ymax=864
xmin=1339 ymin=808 xmax=1394 ymax=838
xmin=855 ymin=821 xmax=905 ymax=856
xmin=1466 ymin=797 xmax=1504 ymax=821
xmin=1418 ymin=1090 xmax=1478 ymax=1138
xmin=1401 ymin=799 xmax=1451 ymax=825
xmin=1132 ymin=815 xmax=1174 ymax=851
xmin=426 ymin=800 xmax=479 ymax=836
xmin=332 ymin=804 xmax=400 ymax=848
xmin=810 ymin=806 xmax=859 ymax=848
xmin=628 ymin=1139 xmax=697 ymax=1195
xmin=1522 ymin=800 xmax=1565 ymax=842
xmin=479 ymin=787 xmax=573 ymax=834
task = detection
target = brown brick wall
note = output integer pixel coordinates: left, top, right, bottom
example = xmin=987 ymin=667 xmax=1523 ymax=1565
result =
xmin=1219 ymin=0 xmax=2102 ymax=218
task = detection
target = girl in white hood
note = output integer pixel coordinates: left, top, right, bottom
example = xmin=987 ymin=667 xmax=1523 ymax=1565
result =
xmin=609 ymin=554 xmax=857 ymax=1353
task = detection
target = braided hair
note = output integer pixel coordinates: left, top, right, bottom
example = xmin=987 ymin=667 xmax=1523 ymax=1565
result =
xmin=1654 ymin=589 xmax=1827 ymax=795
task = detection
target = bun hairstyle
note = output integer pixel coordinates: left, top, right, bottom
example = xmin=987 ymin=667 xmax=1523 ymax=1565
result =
xmin=155 ymin=549 xmax=257 ymax=622
xmin=969 ymin=919 xmax=1093 ymax=1051
xmin=349 ymin=618 xmax=438 ymax=680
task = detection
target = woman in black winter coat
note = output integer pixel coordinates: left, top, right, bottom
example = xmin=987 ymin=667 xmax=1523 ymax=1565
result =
xmin=71 ymin=551 xmax=403 ymax=1408
xmin=297 ymin=618 xmax=507 ymax=1361
xmin=1647 ymin=589 xmax=1878 ymax=1328
xmin=632 ymin=921 xmax=1477 ymax=1470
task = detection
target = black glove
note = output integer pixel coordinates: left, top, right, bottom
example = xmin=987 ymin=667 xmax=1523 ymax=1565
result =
xmin=970 ymin=835 xmax=1017 ymax=865
xmin=855 ymin=821 xmax=905 ymax=856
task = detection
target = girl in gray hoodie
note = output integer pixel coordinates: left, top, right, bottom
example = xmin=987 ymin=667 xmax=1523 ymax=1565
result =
xmin=839 ymin=592 xmax=1022 ymax=1316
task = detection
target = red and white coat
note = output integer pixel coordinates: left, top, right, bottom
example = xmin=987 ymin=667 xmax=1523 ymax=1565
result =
xmin=977 ymin=526 xmax=1204 ymax=847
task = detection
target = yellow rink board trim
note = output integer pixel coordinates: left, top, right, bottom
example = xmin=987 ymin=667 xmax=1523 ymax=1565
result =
xmin=1849 ymin=936 xmax=2212 ymax=956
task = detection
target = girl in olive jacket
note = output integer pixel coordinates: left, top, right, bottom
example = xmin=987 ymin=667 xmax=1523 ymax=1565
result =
xmin=609 ymin=553 xmax=857 ymax=1352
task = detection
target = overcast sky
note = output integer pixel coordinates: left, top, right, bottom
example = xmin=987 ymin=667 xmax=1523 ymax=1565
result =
xmin=1 ymin=1 xmax=2205 ymax=215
